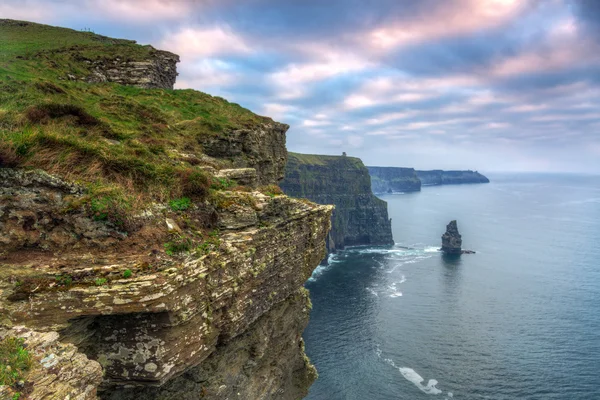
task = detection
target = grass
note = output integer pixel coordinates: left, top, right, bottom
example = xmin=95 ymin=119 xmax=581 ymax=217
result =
xmin=94 ymin=278 xmax=107 ymax=286
xmin=287 ymin=152 xmax=364 ymax=168
xmin=0 ymin=337 xmax=33 ymax=388
xmin=0 ymin=19 xmax=274 ymax=226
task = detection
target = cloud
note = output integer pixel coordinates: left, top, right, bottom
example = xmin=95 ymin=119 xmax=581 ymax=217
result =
xmin=2 ymin=0 xmax=598 ymax=172
xmin=161 ymin=26 xmax=251 ymax=58
xmin=366 ymin=0 xmax=526 ymax=50
xmin=95 ymin=0 xmax=196 ymax=22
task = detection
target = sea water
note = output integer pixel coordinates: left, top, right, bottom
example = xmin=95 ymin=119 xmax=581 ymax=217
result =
xmin=304 ymin=173 xmax=600 ymax=400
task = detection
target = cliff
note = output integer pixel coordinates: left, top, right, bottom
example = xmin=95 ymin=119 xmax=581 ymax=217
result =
xmin=0 ymin=20 xmax=332 ymax=399
xmin=367 ymin=166 xmax=421 ymax=193
xmin=280 ymin=153 xmax=394 ymax=253
xmin=416 ymin=170 xmax=490 ymax=185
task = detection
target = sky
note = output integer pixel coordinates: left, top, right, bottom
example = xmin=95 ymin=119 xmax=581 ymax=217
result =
xmin=2 ymin=0 xmax=600 ymax=173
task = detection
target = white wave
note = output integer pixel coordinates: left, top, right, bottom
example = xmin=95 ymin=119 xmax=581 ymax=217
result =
xmin=424 ymin=246 xmax=441 ymax=253
xmin=376 ymin=348 xmax=444 ymax=396
xmin=399 ymin=275 xmax=407 ymax=283
xmin=307 ymin=264 xmax=329 ymax=282
xmin=390 ymin=292 xmax=403 ymax=298
xmin=366 ymin=287 xmax=378 ymax=297
xmin=398 ymin=367 xmax=442 ymax=395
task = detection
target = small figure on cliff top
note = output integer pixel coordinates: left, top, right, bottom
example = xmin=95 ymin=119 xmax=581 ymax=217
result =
xmin=441 ymin=220 xmax=475 ymax=254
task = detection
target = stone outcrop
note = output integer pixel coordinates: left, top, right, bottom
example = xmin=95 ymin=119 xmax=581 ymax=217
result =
xmin=102 ymin=289 xmax=317 ymax=400
xmin=367 ymin=166 xmax=421 ymax=193
xmin=192 ymin=122 xmax=289 ymax=185
xmin=417 ymin=170 xmax=490 ymax=186
xmin=280 ymin=153 xmax=394 ymax=253
xmin=83 ymin=48 xmax=180 ymax=89
xmin=0 ymin=19 xmax=179 ymax=90
xmin=0 ymin=327 xmax=103 ymax=400
xmin=441 ymin=220 xmax=462 ymax=254
xmin=1 ymin=169 xmax=332 ymax=396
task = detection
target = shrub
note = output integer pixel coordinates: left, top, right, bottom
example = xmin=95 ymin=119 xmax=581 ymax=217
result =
xmin=55 ymin=274 xmax=73 ymax=286
xmin=94 ymin=278 xmax=107 ymax=286
xmin=88 ymin=192 xmax=131 ymax=229
xmin=210 ymin=177 xmax=236 ymax=190
xmin=259 ymin=185 xmax=283 ymax=198
xmin=122 ymin=269 xmax=132 ymax=279
xmin=169 ymin=197 xmax=191 ymax=212
xmin=164 ymin=235 xmax=193 ymax=256
xmin=178 ymin=169 xmax=210 ymax=198
xmin=0 ymin=337 xmax=33 ymax=387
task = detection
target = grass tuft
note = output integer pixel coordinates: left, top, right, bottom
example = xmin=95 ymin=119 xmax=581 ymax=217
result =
xmin=0 ymin=337 xmax=33 ymax=387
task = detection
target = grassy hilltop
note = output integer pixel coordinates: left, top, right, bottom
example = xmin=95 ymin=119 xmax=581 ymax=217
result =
xmin=0 ymin=19 xmax=272 ymax=214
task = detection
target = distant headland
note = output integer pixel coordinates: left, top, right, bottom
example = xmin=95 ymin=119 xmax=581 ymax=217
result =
xmin=368 ymin=167 xmax=489 ymax=194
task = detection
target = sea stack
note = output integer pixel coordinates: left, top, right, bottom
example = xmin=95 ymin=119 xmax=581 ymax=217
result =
xmin=441 ymin=220 xmax=463 ymax=254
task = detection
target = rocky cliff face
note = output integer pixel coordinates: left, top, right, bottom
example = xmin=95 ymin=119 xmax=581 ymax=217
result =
xmin=280 ymin=153 xmax=394 ymax=253
xmin=441 ymin=220 xmax=462 ymax=254
xmin=367 ymin=166 xmax=421 ymax=193
xmin=83 ymin=48 xmax=180 ymax=89
xmin=0 ymin=20 xmax=331 ymax=400
xmin=416 ymin=170 xmax=490 ymax=185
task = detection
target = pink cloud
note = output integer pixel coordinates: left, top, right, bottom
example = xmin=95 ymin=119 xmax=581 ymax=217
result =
xmin=92 ymin=0 xmax=196 ymax=22
xmin=161 ymin=26 xmax=250 ymax=58
xmin=367 ymin=0 xmax=525 ymax=50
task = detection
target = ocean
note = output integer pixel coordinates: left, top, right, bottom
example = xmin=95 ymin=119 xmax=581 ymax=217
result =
xmin=303 ymin=173 xmax=600 ymax=400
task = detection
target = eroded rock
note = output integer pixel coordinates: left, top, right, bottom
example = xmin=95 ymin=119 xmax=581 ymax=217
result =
xmin=441 ymin=220 xmax=463 ymax=254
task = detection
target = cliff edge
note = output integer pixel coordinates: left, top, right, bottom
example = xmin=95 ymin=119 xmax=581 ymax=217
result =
xmin=367 ymin=166 xmax=421 ymax=193
xmin=0 ymin=20 xmax=331 ymax=400
xmin=280 ymin=153 xmax=394 ymax=253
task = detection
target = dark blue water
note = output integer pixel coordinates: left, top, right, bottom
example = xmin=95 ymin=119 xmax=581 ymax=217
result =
xmin=304 ymin=173 xmax=600 ymax=400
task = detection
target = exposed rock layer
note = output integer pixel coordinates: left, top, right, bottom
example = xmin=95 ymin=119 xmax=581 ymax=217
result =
xmin=417 ymin=170 xmax=489 ymax=186
xmin=441 ymin=220 xmax=462 ymax=254
xmin=101 ymin=289 xmax=317 ymax=400
xmin=0 ymin=327 xmax=103 ymax=400
xmin=83 ymin=48 xmax=180 ymax=89
xmin=0 ymin=20 xmax=329 ymax=400
xmin=280 ymin=153 xmax=394 ymax=253
xmin=367 ymin=166 xmax=421 ymax=193
xmin=1 ymin=169 xmax=332 ymax=394
xmin=195 ymin=122 xmax=289 ymax=185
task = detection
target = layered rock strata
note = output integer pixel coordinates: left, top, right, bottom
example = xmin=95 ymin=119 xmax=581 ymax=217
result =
xmin=0 ymin=19 xmax=332 ymax=400
xmin=0 ymin=327 xmax=103 ymax=400
xmin=1 ymin=169 xmax=332 ymax=396
xmin=83 ymin=48 xmax=180 ymax=89
xmin=280 ymin=153 xmax=394 ymax=253
xmin=367 ymin=166 xmax=421 ymax=193
xmin=441 ymin=220 xmax=462 ymax=254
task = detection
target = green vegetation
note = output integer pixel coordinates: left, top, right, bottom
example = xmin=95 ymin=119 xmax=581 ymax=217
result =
xmin=196 ymin=229 xmax=220 ymax=255
xmin=55 ymin=274 xmax=73 ymax=286
xmin=0 ymin=336 xmax=33 ymax=388
xmin=0 ymin=20 xmax=273 ymax=223
xmin=168 ymin=197 xmax=191 ymax=211
xmin=164 ymin=235 xmax=193 ymax=256
xmin=287 ymin=152 xmax=363 ymax=167
xmin=94 ymin=278 xmax=107 ymax=286
xmin=122 ymin=269 xmax=132 ymax=279
xmin=210 ymin=177 xmax=236 ymax=190
xmin=258 ymin=184 xmax=284 ymax=198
